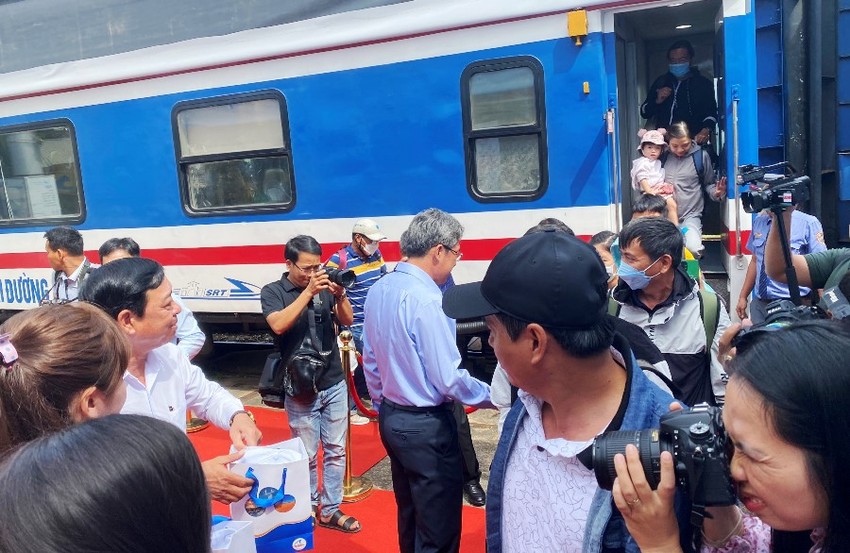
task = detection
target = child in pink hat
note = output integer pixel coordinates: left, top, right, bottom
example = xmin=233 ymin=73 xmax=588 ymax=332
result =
xmin=630 ymin=128 xmax=678 ymax=224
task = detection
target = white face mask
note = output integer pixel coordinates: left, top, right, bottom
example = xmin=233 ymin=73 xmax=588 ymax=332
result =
xmin=362 ymin=240 xmax=379 ymax=256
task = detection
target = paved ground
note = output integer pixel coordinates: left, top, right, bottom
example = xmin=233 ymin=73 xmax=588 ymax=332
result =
xmin=197 ymin=346 xmax=500 ymax=506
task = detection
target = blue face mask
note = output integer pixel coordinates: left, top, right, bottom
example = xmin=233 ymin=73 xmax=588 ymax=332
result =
xmin=618 ymin=258 xmax=662 ymax=290
xmin=669 ymin=62 xmax=690 ymax=78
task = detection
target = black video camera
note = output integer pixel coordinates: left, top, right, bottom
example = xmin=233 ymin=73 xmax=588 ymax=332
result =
xmin=592 ymin=404 xmax=736 ymax=507
xmin=738 ymin=162 xmax=810 ymax=213
xmin=732 ymin=299 xmax=825 ymax=350
xmin=324 ymin=267 xmax=355 ymax=288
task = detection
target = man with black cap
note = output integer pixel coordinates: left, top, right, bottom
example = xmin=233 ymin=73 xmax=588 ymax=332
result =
xmin=443 ymin=230 xmax=693 ymax=552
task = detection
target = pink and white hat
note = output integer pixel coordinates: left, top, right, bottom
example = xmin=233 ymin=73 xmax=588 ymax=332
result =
xmin=637 ymin=128 xmax=667 ymax=150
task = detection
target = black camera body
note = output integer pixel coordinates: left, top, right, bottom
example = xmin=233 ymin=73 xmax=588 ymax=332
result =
xmin=592 ymin=404 xmax=736 ymax=507
xmin=324 ymin=267 xmax=355 ymax=288
xmin=732 ymin=299 xmax=825 ymax=349
xmin=741 ymin=174 xmax=810 ymax=213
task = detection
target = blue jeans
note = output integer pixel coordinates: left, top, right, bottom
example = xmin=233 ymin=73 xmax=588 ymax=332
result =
xmin=284 ymin=379 xmax=348 ymax=518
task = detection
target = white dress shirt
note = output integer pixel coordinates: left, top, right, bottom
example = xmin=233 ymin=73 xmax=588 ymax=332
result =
xmin=121 ymin=343 xmax=242 ymax=431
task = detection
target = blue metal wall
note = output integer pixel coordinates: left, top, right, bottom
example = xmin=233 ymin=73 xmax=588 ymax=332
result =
xmin=755 ymin=0 xmax=786 ymax=167
xmin=837 ymin=0 xmax=850 ymax=234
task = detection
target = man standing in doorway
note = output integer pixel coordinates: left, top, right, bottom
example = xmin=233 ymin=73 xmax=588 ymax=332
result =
xmin=640 ymin=39 xmax=717 ymax=148
xmin=43 ymin=226 xmax=97 ymax=303
xmin=363 ymin=208 xmax=492 ymax=553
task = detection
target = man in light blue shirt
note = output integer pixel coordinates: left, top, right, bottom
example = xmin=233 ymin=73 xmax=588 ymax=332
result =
xmin=737 ymin=208 xmax=826 ymax=323
xmin=363 ymin=208 xmax=492 ymax=553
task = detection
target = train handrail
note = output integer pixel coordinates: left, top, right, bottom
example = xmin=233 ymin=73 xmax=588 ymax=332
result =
xmin=732 ymin=93 xmax=742 ymax=257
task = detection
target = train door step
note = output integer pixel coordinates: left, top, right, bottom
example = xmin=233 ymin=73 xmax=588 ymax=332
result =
xmin=699 ymin=234 xmax=726 ymax=276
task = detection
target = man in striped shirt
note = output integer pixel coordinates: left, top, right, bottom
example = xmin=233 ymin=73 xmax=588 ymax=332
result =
xmin=326 ymin=219 xmax=388 ymax=420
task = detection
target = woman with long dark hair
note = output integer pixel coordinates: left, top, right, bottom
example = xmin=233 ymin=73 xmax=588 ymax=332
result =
xmin=612 ymin=320 xmax=850 ymax=552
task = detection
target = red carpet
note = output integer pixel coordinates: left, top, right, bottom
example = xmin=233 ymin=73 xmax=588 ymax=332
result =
xmin=188 ymin=406 xmax=386 ymax=477
xmin=190 ymin=406 xmax=487 ymax=552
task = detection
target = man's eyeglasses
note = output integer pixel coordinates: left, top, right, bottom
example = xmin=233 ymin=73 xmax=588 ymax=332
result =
xmin=442 ymin=245 xmax=462 ymax=260
xmin=292 ymin=263 xmax=323 ymax=274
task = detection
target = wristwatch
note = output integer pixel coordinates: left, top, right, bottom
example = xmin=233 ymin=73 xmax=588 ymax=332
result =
xmin=229 ymin=410 xmax=256 ymax=426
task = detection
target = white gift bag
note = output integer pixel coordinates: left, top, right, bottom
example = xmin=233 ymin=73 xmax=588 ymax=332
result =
xmin=230 ymin=438 xmax=313 ymax=553
xmin=211 ymin=520 xmax=257 ymax=553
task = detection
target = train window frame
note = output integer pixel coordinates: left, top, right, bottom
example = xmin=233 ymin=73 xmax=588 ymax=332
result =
xmin=461 ymin=56 xmax=548 ymax=203
xmin=172 ymin=90 xmax=296 ymax=217
xmin=0 ymin=119 xmax=86 ymax=228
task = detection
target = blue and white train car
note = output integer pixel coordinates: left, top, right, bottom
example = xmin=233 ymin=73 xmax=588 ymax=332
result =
xmin=0 ymin=0 xmax=840 ymax=325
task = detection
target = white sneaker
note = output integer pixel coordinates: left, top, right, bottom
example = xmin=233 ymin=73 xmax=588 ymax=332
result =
xmin=349 ymin=413 xmax=371 ymax=425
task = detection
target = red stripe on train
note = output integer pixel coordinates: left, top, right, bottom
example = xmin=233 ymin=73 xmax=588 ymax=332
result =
xmin=0 ymin=235 xmax=592 ymax=269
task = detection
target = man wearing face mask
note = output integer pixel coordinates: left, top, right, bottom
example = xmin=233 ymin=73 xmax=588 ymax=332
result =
xmin=640 ymin=40 xmax=717 ymax=148
xmin=611 ymin=217 xmax=731 ymax=407
xmin=325 ymin=219 xmax=388 ymax=421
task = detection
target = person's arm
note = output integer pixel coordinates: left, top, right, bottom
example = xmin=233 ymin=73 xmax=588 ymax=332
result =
xmin=640 ymin=76 xmax=671 ymax=121
xmin=736 ymin=258 xmax=756 ymax=320
xmin=693 ymin=75 xmax=718 ymax=142
xmin=412 ymin=300 xmax=493 ymax=408
xmin=330 ymin=286 xmax=354 ymax=326
xmin=181 ymin=353 xmax=262 ymax=447
xmin=765 ymin=210 xmax=813 ymax=286
xmin=173 ymin=294 xmax=206 ymax=360
xmin=710 ymin=306 xmax=732 ymax=406
xmin=701 ymin=151 xmax=727 ymax=202
xmin=362 ymin=324 xmax=383 ymax=408
xmin=806 ymin=217 xmax=827 ymax=255
xmin=264 ymin=273 xmax=330 ymax=335
xmin=201 ymin=450 xmax=254 ymax=504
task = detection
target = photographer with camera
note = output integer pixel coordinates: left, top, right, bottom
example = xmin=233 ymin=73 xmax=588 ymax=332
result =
xmin=443 ymin=230 xmax=694 ymax=552
xmin=609 ymin=320 xmax=850 ymax=552
xmin=260 ymin=235 xmax=361 ymax=533
xmin=764 ymin=206 xmax=847 ymax=294
xmin=737 ymin=207 xmax=825 ymax=323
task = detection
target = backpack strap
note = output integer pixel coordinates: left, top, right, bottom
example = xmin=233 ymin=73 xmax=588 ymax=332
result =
xmin=337 ymin=248 xmax=348 ymax=271
xmin=692 ymin=149 xmax=706 ymax=186
xmin=607 ymin=296 xmax=622 ymax=317
xmin=698 ymin=289 xmax=720 ymax=350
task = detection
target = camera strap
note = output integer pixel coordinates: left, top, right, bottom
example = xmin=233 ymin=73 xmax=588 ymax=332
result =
xmin=308 ymin=297 xmax=332 ymax=357
xmin=688 ymin=454 xmax=709 ymax=549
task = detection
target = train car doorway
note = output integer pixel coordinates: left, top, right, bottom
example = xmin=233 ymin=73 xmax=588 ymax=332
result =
xmin=610 ymin=0 xmax=725 ymax=274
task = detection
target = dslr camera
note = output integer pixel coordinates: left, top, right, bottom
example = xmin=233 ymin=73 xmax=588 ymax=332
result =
xmin=592 ymin=404 xmax=736 ymax=506
xmin=739 ymin=162 xmax=810 ymax=213
xmin=323 ymin=267 xmax=355 ymax=288
xmin=732 ymin=299 xmax=825 ymax=349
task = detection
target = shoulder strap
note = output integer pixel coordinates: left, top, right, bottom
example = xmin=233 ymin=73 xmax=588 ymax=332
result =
xmin=337 ymin=247 xmax=348 ymax=271
xmin=698 ymin=289 xmax=720 ymax=350
xmin=692 ymin=150 xmax=705 ymax=185
xmin=607 ymin=296 xmax=622 ymax=317
xmin=305 ymin=301 xmax=331 ymax=356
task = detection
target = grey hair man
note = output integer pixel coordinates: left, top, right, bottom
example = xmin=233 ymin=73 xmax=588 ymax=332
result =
xmin=363 ymin=208 xmax=492 ymax=553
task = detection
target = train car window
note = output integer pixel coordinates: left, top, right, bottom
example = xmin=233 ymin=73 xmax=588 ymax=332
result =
xmin=461 ymin=57 xmax=548 ymax=202
xmin=173 ymin=91 xmax=295 ymax=216
xmin=0 ymin=121 xmax=85 ymax=227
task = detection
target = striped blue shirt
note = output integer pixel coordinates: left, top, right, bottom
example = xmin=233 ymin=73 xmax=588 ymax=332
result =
xmin=326 ymin=244 xmax=387 ymax=329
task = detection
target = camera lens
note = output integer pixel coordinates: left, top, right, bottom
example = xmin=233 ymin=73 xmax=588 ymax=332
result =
xmin=591 ymin=429 xmax=664 ymax=490
xmin=326 ymin=268 xmax=355 ymax=288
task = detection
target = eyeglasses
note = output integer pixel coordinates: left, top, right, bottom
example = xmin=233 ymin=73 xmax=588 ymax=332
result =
xmin=292 ymin=263 xmax=323 ymax=274
xmin=442 ymin=245 xmax=462 ymax=260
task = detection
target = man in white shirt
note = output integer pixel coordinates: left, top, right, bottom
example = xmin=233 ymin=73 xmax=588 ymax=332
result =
xmin=81 ymin=257 xmax=262 ymax=504
xmin=98 ymin=237 xmax=206 ymax=359
xmin=43 ymin=226 xmax=97 ymax=303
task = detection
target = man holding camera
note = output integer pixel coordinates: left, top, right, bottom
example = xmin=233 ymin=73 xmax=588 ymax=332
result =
xmin=443 ymin=230 xmax=693 ymax=552
xmin=737 ymin=208 xmax=825 ymax=323
xmin=765 ymin=208 xmax=847 ymax=293
xmin=260 ymin=235 xmax=360 ymax=533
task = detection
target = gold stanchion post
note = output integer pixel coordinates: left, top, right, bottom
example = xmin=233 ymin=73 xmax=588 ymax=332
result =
xmin=339 ymin=330 xmax=373 ymax=502
xmin=186 ymin=410 xmax=210 ymax=433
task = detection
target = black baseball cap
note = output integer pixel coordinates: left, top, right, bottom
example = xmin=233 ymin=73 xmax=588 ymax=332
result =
xmin=442 ymin=230 xmax=608 ymax=328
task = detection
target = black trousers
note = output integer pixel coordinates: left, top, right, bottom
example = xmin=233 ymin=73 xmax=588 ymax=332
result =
xmin=451 ymin=401 xmax=481 ymax=482
xmin=379 ymin=400 xmax=463 ymax=553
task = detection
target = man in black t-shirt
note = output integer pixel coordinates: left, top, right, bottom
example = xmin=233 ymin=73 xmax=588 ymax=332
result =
xmin=260 ymin=235 xmax=361 ymax=534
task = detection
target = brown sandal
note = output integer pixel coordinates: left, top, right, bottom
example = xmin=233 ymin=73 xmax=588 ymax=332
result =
xmin=318 ymin=510 xmax=361 ymax=533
